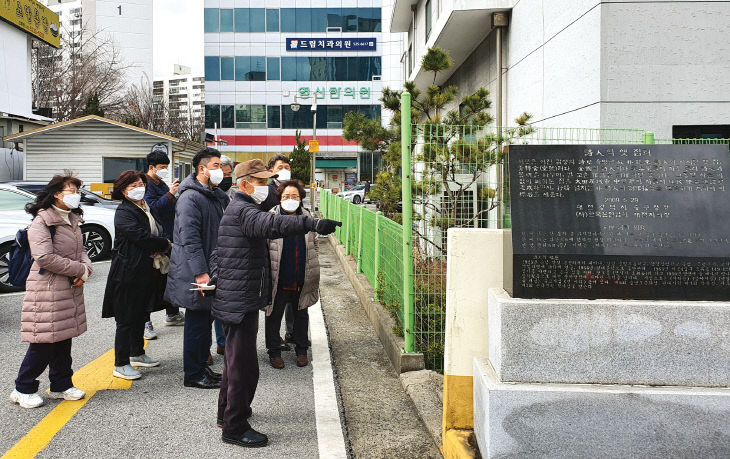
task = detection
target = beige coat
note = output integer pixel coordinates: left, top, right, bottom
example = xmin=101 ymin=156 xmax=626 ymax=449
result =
xmin=21 ymin=208 xmax=91 ymax=343
xmin=266 ymin=206 xmax=320 ymax=315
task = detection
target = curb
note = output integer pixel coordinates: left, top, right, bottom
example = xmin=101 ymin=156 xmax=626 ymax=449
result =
xmin=328 ymin=236 xmax=425 ymax=373
xmin=400 ymin=369 xmax=444 ymax=448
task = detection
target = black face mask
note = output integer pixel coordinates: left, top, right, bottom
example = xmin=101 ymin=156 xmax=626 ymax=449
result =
xmin=218 ymin=177 xmax=233 ymax=191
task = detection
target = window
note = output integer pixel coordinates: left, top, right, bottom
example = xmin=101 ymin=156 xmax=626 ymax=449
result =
xmin=327 ymin=8 xmax=342 ymax=30
xmin=342 ymin=8 xmax=358 ymax=32
xmin=205 ymin=104 xmax=220 ymax=128
xmin=220 ymin=57 xmax=234 ymax=80
xmin=408 ymin=44 xmax=413 ymax=76
xmin=295 ymin=8 xmax=311 ymax=32
xmin=102 ymin=158 xmax=147 ymax=183
xmin=311 ymin=8 xmax=327 ymax=32
xmin=296 ymin=57 xmax=311 ymax=81
xmin=281 ymin=57 xmax=297 ymax=81
xmin=276 ymin=8 xmax=381 ymax=32
xmin=266 ymin=9 xmax=279 ymax=32
xmin=204 ymin=56 xmax=220 ymax=81
xmin=267 ymin=105 xmax=281 ymax=128
xmin=0 ymin=190 xmax=33 ymax=211
xmin=672 ymin=125 xmax=730 ymax=139
xmin=358 ymin=8 xmax=381 ymax=32
xmin=280 ymin=105 xmax=380 ymax=129
xmin=278 ymin=57 xmax=382 ymax=81
xmin=267 ymin=57 xmax=280 ymax=80
xmin=220 ymin=9 xmax=233 ymax=32
xmin=221 ymin=105 xmax=235 ymax=128
xmin=235 ymin=56 xmax=266 ymax=81
xmin=425 ymin=0 xmax=431 ymax=40
xmin=234 ymin=8 xmax=265 ymax=32
xmin=235 ymin=105 xmax=266 ymax=128
xmin=281 ymin=8 xmax=295 ymax=32
xmin=204 ymin=8 xmax=219 ymax=32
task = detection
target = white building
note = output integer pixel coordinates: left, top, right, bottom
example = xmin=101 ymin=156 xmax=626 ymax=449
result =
xmin=153 ymin=65 xmax=206 ymax=134
xmin=391 ymin=0 xmax=730 ymax=139
xmin=204 ymin=1 xmax=386 ymax=187
xmin=0 ymin=6 xmax=56 ymax=181
xmin=43 ymin=0 xmax=153 ymax=89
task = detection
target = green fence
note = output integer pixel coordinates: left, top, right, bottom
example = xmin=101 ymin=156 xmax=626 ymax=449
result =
xmin=323 ymin=92 xmax=730 ymax=372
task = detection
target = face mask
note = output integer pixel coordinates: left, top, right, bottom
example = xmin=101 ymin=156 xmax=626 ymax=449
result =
xmin=218 ymin=176 xmax=233 ymax=192
xmin=156 ymin=168 xmax=169 ymax=180
xmin=62 ymin=193 xmax=81 ymax=209
xmin=250 ymin=185 xmax=269 ymax=204
xmin=127 ymin=186 xmax=146 ymax=201
xmin=276 ymin=169 xmax=291 ymax=182
xmin=207 ymin=167 xmax=224 ymax=186
xmin=281 ymin=199 xmax=300 ymax=212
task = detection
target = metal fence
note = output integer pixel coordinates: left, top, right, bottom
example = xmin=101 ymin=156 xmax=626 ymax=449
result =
xmin=323 ymin=92 xmax=730 ymax=372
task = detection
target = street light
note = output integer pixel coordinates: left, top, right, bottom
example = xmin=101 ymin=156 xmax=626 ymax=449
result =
xmin=285 ymin=91 xmax=319 ymax=211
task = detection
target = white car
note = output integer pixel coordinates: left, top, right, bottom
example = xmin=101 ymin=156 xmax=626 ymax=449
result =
xmin=0 ymin=184 xmax=116 ymax=293
xmin=337 ymin=184 xmax=374 ymax=204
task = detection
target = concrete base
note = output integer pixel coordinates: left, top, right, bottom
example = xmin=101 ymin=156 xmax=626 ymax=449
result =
xmin=474 ymin=358 xmax=730 ymax=458
xmin=329 ymin=236 xmax=425 ymax=373
xmin=488 ymin=289 xmax=730 ymax=387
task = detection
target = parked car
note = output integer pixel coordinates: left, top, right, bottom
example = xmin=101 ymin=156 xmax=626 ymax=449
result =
xmin=0 ymin=185 xmax=116 ymax=292
xmin=337 ymin=184 xmax=375 ymax=204
xmin=2 ymin=181 xmax=119 ymax=209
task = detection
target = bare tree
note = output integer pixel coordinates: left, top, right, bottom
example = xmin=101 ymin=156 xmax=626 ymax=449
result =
xmin=32 ymin=23 xmax=131 ymax=121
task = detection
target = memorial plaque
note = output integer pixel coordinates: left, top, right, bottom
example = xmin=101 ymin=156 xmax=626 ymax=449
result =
xmin=508 ymin=144 xmax=730 ymax=300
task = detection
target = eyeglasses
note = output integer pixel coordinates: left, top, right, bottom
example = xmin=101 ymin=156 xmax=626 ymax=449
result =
xmin=281 ymin=194 xmax=300 ymax=200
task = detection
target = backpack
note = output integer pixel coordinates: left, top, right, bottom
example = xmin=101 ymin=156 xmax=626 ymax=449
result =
xmin=7 ymin=225 xmax=56 ymax=287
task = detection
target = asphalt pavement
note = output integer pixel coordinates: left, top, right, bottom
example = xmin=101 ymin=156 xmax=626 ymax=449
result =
xmin=0 ymin=261 xmax=342 ymax=458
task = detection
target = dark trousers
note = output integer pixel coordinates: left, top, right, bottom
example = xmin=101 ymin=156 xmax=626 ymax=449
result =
xmin=114 ymin=319 xmax=146 ymax=367
xmin=146 ymin=304 xmax=179 ymax=323
xmin=218 ymin=312 xmax=259 ymax=436
xmin=184 ymin=308 xmax=212 ymax=381
xmin=265 ymin=290 xmax=310 ymax=357
xmin=15 ymin=339 xmax=73 ymax=394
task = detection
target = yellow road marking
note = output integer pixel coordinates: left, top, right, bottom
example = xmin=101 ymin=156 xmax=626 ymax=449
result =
xmin=2 ymin=349 xmax=132 ymax=459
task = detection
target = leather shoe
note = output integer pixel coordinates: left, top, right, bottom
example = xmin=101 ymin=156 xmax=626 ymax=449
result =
xmin=216 ymin=345 xmax=225 ymax=355
xmin=184 ymin=374 xmax=220 ymax=389
xmin=222 ymin=428 xmax=268 ymax=448
xmin=296 ymin=355 xmax=309 ymax=367
xmin=269 ymin=356 xmax=285 ymax=369
xmin=205 ymin=366 xmax=222 ymax=381
xmin=207 ymin=353 xmax=214 ymax=365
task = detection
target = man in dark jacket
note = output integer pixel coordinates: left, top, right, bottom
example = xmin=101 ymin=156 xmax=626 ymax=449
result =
xmin=210 ymin=159 xmax=340 ymax=448
xmin=166 ymin=148 xmax=229 ymax=389
xmin=144 ymin=150 xmax=184 ymax=333
xmin=261 ymin=154 xmax=292 ymax=211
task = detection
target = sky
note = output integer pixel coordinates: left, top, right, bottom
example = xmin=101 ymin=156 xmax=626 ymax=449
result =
xmin=153 ymin=0 xmax=204 ymax=79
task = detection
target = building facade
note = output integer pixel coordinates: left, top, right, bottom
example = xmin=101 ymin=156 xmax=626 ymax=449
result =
xmin=391 ymin=0 xmax=730 ymax=139
xmin=153 ymin=65 xmax=206 ymax=140
xmin=43 ymin=0 xmax=153 ymax=88
xmin=203 ymin=0 xmax=386 ymax=188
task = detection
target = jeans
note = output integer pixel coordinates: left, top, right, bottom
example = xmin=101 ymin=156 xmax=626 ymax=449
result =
xmin=213 ymin=320 xmax=226 ymax=347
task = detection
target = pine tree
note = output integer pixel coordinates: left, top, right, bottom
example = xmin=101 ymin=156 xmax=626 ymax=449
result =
xmin=81 ymin=92 xmax=105 ymax=117
xmin=290 ymin=130 xmax=311 ymax=183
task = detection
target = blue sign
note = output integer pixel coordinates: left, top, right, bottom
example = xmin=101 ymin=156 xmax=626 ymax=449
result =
xmin=286 ymin=38 xmax=376 ymax=51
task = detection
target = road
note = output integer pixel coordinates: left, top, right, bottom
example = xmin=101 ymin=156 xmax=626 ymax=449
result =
xmin=0 ymin=261 xmax=346 ymax=458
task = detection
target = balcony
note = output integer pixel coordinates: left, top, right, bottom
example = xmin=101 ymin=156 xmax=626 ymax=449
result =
xmin=394 ymin=0 xmax=514 ymax=88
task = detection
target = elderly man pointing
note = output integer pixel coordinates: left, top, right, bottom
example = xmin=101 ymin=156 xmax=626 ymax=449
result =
xmin=209 ymin=159 xmax=340 ymax=448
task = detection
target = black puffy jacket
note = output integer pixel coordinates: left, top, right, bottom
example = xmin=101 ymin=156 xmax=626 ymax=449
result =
xmin=211 ymin=191 xmax=317 ymax=325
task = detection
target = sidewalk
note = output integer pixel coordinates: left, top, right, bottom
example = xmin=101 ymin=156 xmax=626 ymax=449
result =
xmin=0 ymin=262 xmax=342 ymax=458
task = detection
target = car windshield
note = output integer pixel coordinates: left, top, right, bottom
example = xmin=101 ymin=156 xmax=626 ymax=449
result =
xmin=0 ymin=189 xmax=33 ymax=211
xmin=352 ymin=186 xmax=364 ymax=191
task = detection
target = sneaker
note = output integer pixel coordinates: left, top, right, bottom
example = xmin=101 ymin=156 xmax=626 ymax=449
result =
xmin=48 ymin=387 xmax=85 ymax=401
xmin=130 ymin=354 xmax=160 ymax=368
xmin=164 ymin=312 xmax=185 ymax=326
xmin=113 ymin=364 xmax=142 ymax=380
xmin=9 ymin=390 xmax=44 ymax=408
xmin=144 ymin=322 xmax=157 ymax=340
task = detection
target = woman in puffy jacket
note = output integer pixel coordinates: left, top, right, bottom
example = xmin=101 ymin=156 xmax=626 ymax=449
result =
xmin=103 ymin=170 xmax=171 ymax=381
xmin=10 ymin=174 xmax=92 ymax=409
xmin=265 ymin=180 xmax=321 ymax=369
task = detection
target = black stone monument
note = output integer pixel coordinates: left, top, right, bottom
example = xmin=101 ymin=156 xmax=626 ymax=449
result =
xmin=508 ymin=144 xmax=730 ymax=300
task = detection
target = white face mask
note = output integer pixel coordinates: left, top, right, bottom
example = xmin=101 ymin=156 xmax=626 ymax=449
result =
xmin=127 ymin=186 xmax=146 ymax=201
xmin=156 ymin=168 xmax=169 ymax=181
xmin=276 ymin=169 xmax=291 ymax=182
xmin=281 ymin=199 xmax=300 ymax=212
xmin=207 ymin=167 xmax=224 ymax=185
xmin=62 ymin=193 xmax=81 ymax=209
xmin=250 ymin=185 xmax=269 ymax=204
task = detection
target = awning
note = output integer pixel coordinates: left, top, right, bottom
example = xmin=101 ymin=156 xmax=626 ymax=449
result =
xmin=315 ymin=159 xmax=357 ymax=169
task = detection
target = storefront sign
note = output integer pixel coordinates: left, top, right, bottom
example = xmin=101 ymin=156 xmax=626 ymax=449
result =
xmin=309 ymin=140 xmax=319 ymax=153
xmin=0 ymin=0 xmax=61 ymax=48
xmin=298 ymin=87 xmax=371 ymax=100
xmin=286 ymin=38 xmax=376 ymax=51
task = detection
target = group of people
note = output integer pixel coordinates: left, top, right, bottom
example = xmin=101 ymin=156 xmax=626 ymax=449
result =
xmin=10 ymin=148 xmax=341 ymax=448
